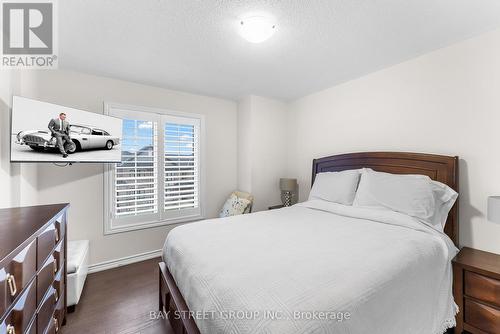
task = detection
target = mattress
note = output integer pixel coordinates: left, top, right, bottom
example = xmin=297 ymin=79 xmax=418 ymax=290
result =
xmin=163 ymin=199 xmax=458 ymax=334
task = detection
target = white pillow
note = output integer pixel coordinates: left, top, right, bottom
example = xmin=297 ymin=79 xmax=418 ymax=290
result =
xmin=430 ymin=180 xmax=458 ymax=230
xmin=353 ymin=168 xmax=436 ymax=219
xmin=219 ymin=194 xmax=251 ymax=218
xmin=353 ymin=169 xmax=457 ymax=231
xmin=309 ymin=169 xmax=361 ymax=205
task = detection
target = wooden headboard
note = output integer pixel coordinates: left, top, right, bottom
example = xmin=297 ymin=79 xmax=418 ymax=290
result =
xmin=312 ymin=152 xmax=459 ymax=246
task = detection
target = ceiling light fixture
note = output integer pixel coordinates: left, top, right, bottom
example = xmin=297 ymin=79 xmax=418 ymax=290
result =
xmin=239 ymin=15 xmax=276 ymax=43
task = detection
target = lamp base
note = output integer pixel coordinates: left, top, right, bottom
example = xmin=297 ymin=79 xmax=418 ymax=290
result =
xmin=283 ymin=191 xmax=292 ymax=207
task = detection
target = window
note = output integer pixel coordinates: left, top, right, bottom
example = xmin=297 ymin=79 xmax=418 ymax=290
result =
xmin=164 ymin=119 xmax=199 ymax=213
xmin=70 ymin=125 xmax=92 ymax=135
xmin=104 ymin=103 xmax=205 ymax=234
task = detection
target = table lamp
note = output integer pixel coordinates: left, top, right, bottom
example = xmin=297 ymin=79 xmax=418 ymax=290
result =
xmin=280 ymin=178 xmax=297 ymax=207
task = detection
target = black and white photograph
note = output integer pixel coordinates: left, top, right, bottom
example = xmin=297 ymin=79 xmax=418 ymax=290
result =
xmin=2 ymin=1 xmax=500 ymax=334
xmin=11 ymin=96 xmax=123 ymax=162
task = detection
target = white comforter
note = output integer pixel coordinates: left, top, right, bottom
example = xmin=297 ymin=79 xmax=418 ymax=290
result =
xmin=163 ymin=200 xmax=458 ymax=334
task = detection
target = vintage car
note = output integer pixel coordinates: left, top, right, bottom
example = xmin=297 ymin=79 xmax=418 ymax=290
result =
xmin=16 ymin=124 xmax=120 ymax=153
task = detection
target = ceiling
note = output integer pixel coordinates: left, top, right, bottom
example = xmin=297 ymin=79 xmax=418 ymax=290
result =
xmin=59 ymin=0 xmax=500 ymax=101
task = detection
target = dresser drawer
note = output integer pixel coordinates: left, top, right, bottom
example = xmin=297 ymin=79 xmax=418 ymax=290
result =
xmin=26 ymin=315 xmax=36 ymax=334
xmin=3 ymin=240 xmax=37 ymax=307
xmin=53 ymin=266 xmax=64 ymax=304
xmin=37 ymin=255 xmax=56 ymax=305
xmin=465 ymin=271 xmax=500 ymax=308
xmin=55 ymin=213 xmax=65 ymax=243
xmin=41 ymin=293 xmax=63 ymax=334
xmin=53 ymin=241 xmax=64 ymax=275
xmin=53 ymin=290 xmax=65 ymax=333
xmin=43 ymin=316 xmax=57 ymax=334
xmin=37 ymin=286 xmax=57 ymax=333
xmin=0 ymin=278 xmax=36 ymax=334
xmin=37 ymin=224 xmax=58 ymax=268
xmin=465 ymin=298 xmax=500 ymax=334
xmin=0 ymin=268 xmax=7 ymax=316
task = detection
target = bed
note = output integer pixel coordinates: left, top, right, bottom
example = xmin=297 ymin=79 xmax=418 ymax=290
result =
xmin=158 ymin=152 xmax=459 ymax=334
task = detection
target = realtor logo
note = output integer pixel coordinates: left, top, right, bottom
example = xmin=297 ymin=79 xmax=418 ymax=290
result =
xmin=1 ymin=0 xmax=58 ymax=68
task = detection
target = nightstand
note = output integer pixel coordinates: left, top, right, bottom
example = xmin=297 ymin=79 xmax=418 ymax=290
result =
xmin=268 ymin=204 xmax=284 ymax=210
xmin=452 ymin=247 xmax=500 ymax=334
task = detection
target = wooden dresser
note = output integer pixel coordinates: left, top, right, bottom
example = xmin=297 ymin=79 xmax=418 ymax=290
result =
xmin=0 ymin=204 xmax=69 ymax=334
xmin=453 ymin=247 xmax=500 ymax=334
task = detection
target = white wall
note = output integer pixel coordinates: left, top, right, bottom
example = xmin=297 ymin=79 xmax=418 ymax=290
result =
xmin=0 ymin=71 xmax=19 ymax=208
xmin=237 ymin=96 xmax=252 ymax=193
xmin=237 ymin=95 xmax=288 ymax=211
xmin=17 ymin=70 xmax=237 ymax=266
xmin=287 ymin=28 xmax=500 ymax=255
xmin=0 ymin=71 xmax=37 ymax=208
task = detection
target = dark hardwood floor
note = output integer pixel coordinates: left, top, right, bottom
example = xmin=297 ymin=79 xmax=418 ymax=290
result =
xmin=62 ymin=258 xmax=173 ymax=334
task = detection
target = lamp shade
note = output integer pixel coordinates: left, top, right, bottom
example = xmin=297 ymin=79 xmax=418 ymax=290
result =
xmin=487 ymin=196 xmax=500 ymax=223
xmin=280 ymin=178 xmax=297 ymax=192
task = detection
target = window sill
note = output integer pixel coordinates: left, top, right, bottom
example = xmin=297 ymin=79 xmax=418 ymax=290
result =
xmin=104 ymin=214 xmax=205 ymax=235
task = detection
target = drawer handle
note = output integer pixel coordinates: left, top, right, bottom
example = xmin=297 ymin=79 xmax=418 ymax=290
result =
xmin=55 ymin=228 xmax=59 ymax=242
xmin=53 ymin=259 xmax=58 ymax=273
xmin=6 ymin=274 xmax=17 ymax=296
xmin=6 ymin=324 xmax=15 ymax=334
xmin=53 ymin=317 xmax=59 ymax=332
xmin=55 ymin=289 xmax=59 ymax=302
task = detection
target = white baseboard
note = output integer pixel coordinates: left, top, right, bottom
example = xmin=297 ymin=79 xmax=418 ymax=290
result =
xmin=88 ymin=249 xmax=162 ymax=274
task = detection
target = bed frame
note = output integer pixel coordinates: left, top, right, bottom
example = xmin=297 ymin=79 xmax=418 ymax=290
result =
xmin=158 ymin=152 xmax=459 ymax=334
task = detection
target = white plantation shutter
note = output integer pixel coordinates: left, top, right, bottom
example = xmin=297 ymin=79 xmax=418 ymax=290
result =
xmin=114 ymin=119 xmax=158 ymax=217
xmin=163 ymin=117 xmax=200 ymax=217
xmin=104 ymin=104 xmax=204 ymax=234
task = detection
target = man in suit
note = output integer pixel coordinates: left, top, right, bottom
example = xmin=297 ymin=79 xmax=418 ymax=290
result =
xmin=48 ymin=113 xmax=71 ymax=158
